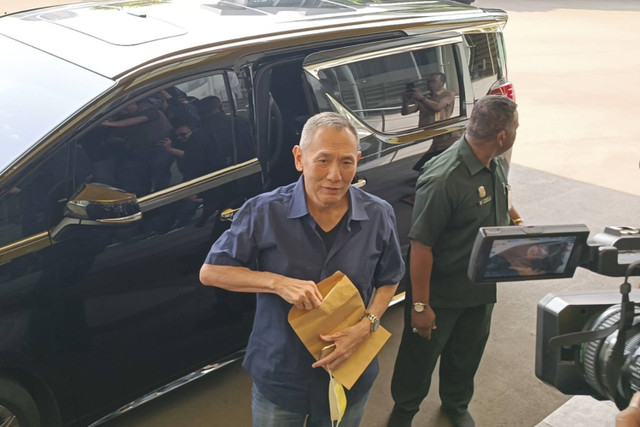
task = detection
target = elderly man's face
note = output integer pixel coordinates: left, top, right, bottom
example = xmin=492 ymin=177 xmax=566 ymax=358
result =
xmin=293 ymin=127 xmax=361 ymax=211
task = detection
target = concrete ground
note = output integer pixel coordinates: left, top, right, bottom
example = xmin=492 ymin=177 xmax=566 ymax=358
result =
xmin=4 ymin=0 xmax=640 ymax=425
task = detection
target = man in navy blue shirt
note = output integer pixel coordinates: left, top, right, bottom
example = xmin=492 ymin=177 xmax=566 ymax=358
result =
xmin=200 ymin=112 xmax=405 ymax=426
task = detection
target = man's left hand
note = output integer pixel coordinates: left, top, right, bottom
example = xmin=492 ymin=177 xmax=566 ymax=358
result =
xmin=311 ymin=318 xmax=370 ymax=371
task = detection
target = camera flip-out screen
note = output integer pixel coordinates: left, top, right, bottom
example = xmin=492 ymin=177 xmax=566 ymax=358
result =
xmin=468 ymin=225 xmax=590 ymax=283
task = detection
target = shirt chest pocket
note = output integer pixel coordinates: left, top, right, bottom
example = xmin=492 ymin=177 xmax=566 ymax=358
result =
xmin=451 ymin=190 xmax=494 ymax=228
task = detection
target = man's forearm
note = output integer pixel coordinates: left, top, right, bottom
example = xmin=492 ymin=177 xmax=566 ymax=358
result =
xmin=509 ymin=206 xmax=523 ymax=225
xmin=401 ymin=102 xmax=418 ymax=116
xmin=200 ymin=264 xmax=323 ymax=310
xmin=410 ymin=240 xmax=433 ymax=305
xmin=365 ymin=283 xmax=399 ymax=319
xmin=200 ymin=264 xmax=278 ymax=292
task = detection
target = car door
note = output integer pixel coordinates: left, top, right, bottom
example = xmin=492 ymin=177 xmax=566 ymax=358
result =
xmin=65 ymin=70 xmax=262 ymax=422
xmin=0 ymin=69 xmax=262 ymax=424
xmin=301 ymin=35 xmax=474 ymax=246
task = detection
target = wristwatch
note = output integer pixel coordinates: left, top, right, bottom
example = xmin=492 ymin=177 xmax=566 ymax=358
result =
xmin=363 ymin=312 xmax=380 ymax=332
xmin=413 ymin=302 xmax=429 ymax=313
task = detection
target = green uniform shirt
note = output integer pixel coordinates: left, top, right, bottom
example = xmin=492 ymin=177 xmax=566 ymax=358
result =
xmin=409 ymin=137 xmax=511 ymax=308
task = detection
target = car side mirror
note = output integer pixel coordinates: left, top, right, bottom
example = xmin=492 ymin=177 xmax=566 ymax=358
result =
xmin=50 ymin=183 xmax=142 ymax=242
xmin=65 ymin=183 xmax=141 ymax=222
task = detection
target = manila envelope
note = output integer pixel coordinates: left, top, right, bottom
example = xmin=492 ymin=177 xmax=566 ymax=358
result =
xmin=288 ymin=271 xmax=391 ymax=390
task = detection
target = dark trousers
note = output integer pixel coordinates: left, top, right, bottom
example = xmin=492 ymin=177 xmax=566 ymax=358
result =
xmin=389 ymin=303 xmax=494 ymax=426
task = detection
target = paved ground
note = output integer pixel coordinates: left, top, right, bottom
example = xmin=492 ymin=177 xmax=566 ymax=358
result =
xmin=482 ymin=0 xmax=640 ymax=198
xmin=4 ymin=0 xmax=640 ymax=425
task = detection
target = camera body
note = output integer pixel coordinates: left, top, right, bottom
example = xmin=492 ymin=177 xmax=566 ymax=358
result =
xmin=468 ymin=225 xmax=640 ymax=408
xmin=536 ymin=290 xmax=640 ymax=403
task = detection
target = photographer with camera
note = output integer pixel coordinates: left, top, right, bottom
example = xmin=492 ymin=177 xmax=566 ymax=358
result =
xmin=402 ymin=73 xmax=460 ymax=171
xmin=388 ymin=95 xmax=521 ymax=427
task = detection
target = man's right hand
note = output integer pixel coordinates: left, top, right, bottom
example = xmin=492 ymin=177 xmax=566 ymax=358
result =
xmin=411 ymin=306 xmax=436 ymax=339
xmin=273 ymin=276 xmax=323 ymax=310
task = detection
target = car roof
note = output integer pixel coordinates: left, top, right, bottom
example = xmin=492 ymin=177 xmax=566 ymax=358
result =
xmin=0 ymin=0 xmax=503 ymax=79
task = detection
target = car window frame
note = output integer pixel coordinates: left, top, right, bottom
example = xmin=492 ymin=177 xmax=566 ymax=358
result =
xmin=302 ymin=35 xmax=469 ymax=143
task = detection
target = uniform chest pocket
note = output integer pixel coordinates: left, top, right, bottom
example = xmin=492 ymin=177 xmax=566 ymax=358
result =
xmin=451 ymin=191 xmax=493 ymax=228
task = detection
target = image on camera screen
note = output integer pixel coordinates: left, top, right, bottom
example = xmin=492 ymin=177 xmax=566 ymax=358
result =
xmin=484 ymin=236 xmax=577 ymax=279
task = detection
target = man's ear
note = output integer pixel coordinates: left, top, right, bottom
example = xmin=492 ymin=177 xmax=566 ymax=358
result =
xmin=292 ymin=145 xmax=303 ymax=172
xmin=496 ymin=129 xmax=506 ymax=148
xmin=356 ymin=151 xmax=362 ymax=163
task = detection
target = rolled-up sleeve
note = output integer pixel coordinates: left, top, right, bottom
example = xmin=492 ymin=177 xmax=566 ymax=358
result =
xmin=204 ymin=201 xmax=257 ymax=267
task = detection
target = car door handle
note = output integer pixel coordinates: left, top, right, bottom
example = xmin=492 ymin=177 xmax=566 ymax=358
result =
xmin=352 ymin=178 xmax=367 ymax=189
xmin=220 ymin=208 xmax=240 ymax=221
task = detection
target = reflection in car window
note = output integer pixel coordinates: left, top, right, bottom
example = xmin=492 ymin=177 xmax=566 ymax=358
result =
xmin=0 ymin=143 xmax=90 ymax=248
xmin=307 ymin=43 xmax=461 ymax=134
xmin=465 ymin=33 xmax=502 ymax=97
xmin=76 ymin=71 xmax=256 ymax=200
xmin=0 ymin=70 xmax=258 ymax=249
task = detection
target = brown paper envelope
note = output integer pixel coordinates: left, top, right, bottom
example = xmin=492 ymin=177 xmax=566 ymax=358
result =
xmin=288 ymin=271 xmax=391 ymax=390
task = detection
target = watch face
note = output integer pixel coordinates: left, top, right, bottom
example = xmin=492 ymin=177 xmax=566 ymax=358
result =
xmin=413 ymin=303 xmax=425 ymax=313
xmin=367 ymin=313 xmax=380 ymax=332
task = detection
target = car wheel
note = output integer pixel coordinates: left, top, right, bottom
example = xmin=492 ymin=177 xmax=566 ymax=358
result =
xmin=0 ymin=379 xmax=41 ymax=427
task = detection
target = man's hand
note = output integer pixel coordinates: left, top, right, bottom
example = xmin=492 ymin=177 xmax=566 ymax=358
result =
xmin=273 ymin=276 xmax=323 ymax=310
xmin=411 ymin=306 xmax=436 ymax=339
xmin=410 ymin=88 xmax=424 ymax=100
xmin=157 ymin=137 xmax=173 ymax=151
xmin=617 ymin=392 xmax=640 ymax=427
xmin=312 ymin=318 xmax=370 ymax=371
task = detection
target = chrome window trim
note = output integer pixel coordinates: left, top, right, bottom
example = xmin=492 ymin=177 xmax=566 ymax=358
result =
xmin=303 ymin=36 xmax=463 ymax=79
xmin=0 ymin=232 xmax=52 ymax=265
xmin=138 ymin=158 xmax=262 ymax=213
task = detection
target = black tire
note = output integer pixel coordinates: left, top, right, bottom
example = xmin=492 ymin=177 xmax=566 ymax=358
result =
xmin=0 ymin=378 xmax=41 ymax=427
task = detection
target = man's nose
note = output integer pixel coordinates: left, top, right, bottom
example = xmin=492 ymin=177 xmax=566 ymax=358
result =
xmin=326 ymin=161 xmax=341 ymax=180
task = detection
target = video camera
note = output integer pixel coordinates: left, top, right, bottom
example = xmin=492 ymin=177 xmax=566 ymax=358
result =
xmin=468 ymin=224 xmax=640 ymax=409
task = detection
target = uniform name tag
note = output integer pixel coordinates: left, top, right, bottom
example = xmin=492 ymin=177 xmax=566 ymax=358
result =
xmin=478 ymin=196 xmax=492 ymax=206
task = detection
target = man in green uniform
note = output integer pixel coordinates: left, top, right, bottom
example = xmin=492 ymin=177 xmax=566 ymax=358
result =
xmin=388 ymin=95 xmax=521 ymax=427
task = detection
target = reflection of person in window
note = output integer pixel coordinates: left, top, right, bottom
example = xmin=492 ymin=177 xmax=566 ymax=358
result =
xmin=402 ymin=73 xmax=460 ymax=171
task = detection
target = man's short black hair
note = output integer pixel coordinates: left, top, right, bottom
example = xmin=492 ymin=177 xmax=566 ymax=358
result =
xmin=467 ymin=95 xmax=518 ymax=140
xmin=430 ymin=72 xmax=447 ymax=84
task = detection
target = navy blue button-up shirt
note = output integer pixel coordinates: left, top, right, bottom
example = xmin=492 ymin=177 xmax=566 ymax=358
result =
xmin=205 ymin=176 xmax=405 ymax=415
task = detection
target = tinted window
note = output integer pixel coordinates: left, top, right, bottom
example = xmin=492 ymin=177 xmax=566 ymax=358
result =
xmin=307 ymin=43 xmax=461 ymax=134
xmin=78 ymin=71 xmax=255 ymax=198
xmin=465 ymin=33 xmax=502 ymax=96
xmin=0 ymin=144 xmax=90 ymax=248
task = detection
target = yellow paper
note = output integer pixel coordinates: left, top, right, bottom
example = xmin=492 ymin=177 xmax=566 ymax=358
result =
xmin=288 ymin=271 xmax=391 ymax=390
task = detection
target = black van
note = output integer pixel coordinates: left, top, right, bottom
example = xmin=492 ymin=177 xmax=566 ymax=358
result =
xmin=0 ymin=1 xmax=514 ymax=425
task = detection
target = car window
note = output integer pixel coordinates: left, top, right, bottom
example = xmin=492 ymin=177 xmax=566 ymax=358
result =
xmin=77 ymin=71 xmax=256 ymax=198
xmin=305 ymin=42 xmax=462 ymax=135
xmin=465 ymin=33 xmax=503 ymax=97
xmin=0 ymin=143 xmax=88 ymax=248
xmin=0 ymin=71 xmax=256 ymax=250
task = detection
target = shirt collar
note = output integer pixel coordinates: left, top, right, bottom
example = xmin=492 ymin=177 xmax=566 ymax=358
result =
xmin=459 ymin=136 xmax=490 ymax=176
xmin=288 ymin=176 xmax=309 ymax=219
xmin=287 ymin=176 xmax=368 ymax=225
